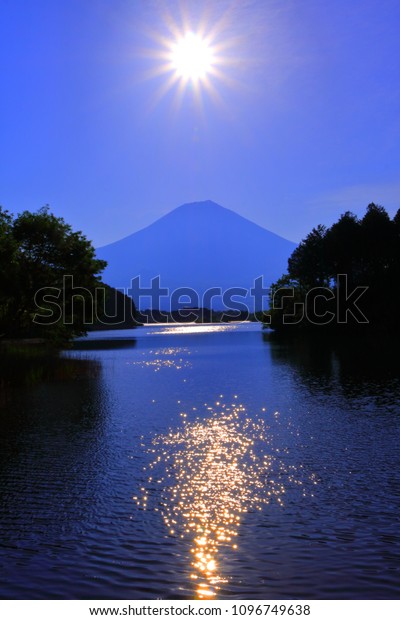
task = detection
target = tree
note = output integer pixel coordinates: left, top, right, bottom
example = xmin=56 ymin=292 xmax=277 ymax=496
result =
xmin=0 ymin=206 xmax=107 ymax=341
xmin=93 ymin=285 xmax=139 ymax=330
xmin=266 ymin=203 xmax=400 ymax=332
xmin=265 ymin=275 xmax=307 ymax=330
xmin=0 ymin=209 xmax=19 ymax=334
xmin=357 ymin=203 xmax=398 ymax=325
xmin=324 ymin=211 xmax=361 ymax=286
xmin=288 ymin=225 xmax=329 ymax=287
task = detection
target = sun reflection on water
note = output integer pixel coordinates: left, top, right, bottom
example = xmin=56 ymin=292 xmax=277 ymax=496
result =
xmin=138 ymin=398 xmax=312 ymax=599
xmin=127 ymin=348 xmax=192 ymax=372
xmin=155 ymin=324 xmax=239 ymax=335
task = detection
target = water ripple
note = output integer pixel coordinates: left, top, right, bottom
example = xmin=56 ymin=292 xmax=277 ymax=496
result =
xmin=140 ymin=399 xmax=312 ymax=599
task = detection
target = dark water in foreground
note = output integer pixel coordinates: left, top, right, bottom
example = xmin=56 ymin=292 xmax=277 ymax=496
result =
xmin=0 ymin=323 xmax=399 ymax=599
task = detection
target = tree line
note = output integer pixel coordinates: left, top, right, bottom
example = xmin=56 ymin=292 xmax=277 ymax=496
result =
xmin=0 ymin=206 xmax=136 ymax=343
xmin=266 ymin=203 xmax=400 ymax=332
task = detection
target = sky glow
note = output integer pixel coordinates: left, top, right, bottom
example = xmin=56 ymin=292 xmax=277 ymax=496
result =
xmin=0 ymin=0 xmax=399 ymax=246
xmin=170 ymin=32 xmax=215 ymax=82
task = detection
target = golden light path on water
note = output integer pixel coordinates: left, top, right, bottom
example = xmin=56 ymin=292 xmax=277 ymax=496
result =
xmin=139 ymin=396 xmax=316 ymax=599
xmin=155 ymin=324 xmax=237 ymax=335
xmin=127 ymin=348 xmax=192 ymax=372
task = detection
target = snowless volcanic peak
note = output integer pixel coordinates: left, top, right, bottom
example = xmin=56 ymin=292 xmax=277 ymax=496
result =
xmin=97 ymin=201 xmax=296 ymax=310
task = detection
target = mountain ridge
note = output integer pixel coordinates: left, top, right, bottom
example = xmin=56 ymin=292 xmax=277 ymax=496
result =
xmin=97 ymin=201 xmax=296 ymax=310
xmin=97 ymin=200 xmax=293 ymax=250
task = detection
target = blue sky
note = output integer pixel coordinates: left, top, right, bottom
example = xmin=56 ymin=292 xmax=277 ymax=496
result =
xmin=1 ymin=0 xmax=399 ymax=246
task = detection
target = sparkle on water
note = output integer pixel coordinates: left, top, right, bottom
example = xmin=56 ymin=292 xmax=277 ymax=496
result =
xmin=155 ymin=324 xmax=238 ymax=336
xmin=127 ymin=348 xmax=192 ymax=372
xmin=139 ymin=397 xmax=313 ymax=599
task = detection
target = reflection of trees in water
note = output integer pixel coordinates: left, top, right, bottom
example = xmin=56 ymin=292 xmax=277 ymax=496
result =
xmin=0 ymin=345 xmax=101 ymax=405
xmin=0 ymin=335 xmax=136 ymax=406
xmin=0 ymin=348 xmax=108 ymax=495
xmin=264 ymin=330 xmax=400 ymax=405
xmin=0 ymin=347 xmax=106 ymax=455
xmin=0 ymin=349 xmax=109 ymax=539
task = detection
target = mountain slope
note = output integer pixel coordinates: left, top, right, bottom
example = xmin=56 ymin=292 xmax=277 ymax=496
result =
xmin=97 ymin=200 xmax=296 ymax=310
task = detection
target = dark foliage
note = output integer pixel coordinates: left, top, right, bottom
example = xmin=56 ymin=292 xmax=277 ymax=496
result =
xmin=92 ymin=285 xmax=139 ymax=330
xmin=266 ymin=203 xmax=400 ymax=332
xmin=0 ymin=206 xmax=113 ymax=341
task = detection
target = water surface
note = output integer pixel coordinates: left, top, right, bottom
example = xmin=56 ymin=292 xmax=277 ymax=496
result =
xmin=0 ymin=323 xmax=399 ymax=599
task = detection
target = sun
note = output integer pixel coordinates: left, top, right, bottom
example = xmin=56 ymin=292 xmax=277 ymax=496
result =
xmin=170 ymin=32 xmax=215 ymax=82
xmin=141 ymin=17 xmax=238 ymax=112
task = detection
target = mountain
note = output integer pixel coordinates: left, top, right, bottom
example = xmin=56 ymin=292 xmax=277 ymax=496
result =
xmin=96 ymin=200 xmax=296 ymax=311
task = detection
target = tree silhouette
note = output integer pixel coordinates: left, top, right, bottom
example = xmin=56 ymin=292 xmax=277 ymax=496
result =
xmin=0 ymin=206 xmax=108 ymax=341
xmin=267 ymin=203 xmax=400 ymax=332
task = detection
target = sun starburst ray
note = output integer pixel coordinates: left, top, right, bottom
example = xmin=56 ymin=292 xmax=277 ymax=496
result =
xmin=135 ymin=5 xmax=246 ymax=116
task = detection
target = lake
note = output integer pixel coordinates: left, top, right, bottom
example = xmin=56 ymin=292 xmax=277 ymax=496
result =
xmin=0 ymin=323 xmax=399 ymax=599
